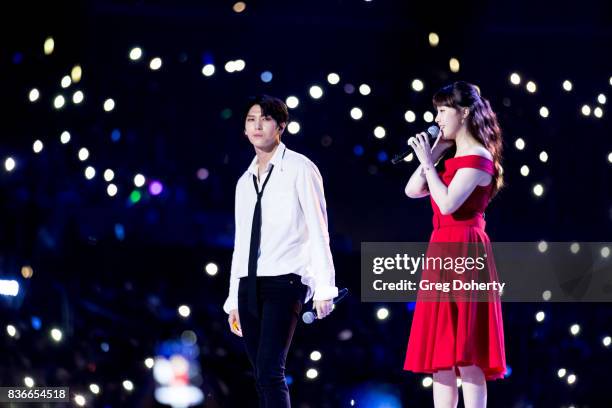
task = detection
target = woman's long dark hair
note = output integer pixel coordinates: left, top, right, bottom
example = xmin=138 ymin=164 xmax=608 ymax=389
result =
xmin=432 ymin=81 xmax=504 ymax=198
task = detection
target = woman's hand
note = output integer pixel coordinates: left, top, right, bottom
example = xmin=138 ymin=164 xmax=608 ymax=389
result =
xmin=408 ymin=132 xmax=435 ymax=168
xmin=228 ymin=309 xmax=242 ymax=337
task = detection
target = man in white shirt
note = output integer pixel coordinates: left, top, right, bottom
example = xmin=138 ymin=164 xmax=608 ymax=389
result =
xmin=224 ymin=95 xmax=338 ymax=407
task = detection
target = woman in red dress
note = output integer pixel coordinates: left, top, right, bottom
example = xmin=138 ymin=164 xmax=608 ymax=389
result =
xmin=403 ymin=81 xmax=506 ymax=408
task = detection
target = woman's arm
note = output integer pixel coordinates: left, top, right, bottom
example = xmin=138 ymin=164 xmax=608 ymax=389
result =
xmin=424 ymin=166 xmax=490 ymax=215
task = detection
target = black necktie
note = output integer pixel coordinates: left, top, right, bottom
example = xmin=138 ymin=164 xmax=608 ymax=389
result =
xmin=247 ymin=164 xmax=274 ymax=317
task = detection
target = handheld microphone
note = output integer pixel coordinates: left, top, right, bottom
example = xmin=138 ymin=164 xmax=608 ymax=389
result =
xmin=391 ymin=125 xmax=440 ymax=164
xmin=302 ymin=288 xmax=349 ymax=324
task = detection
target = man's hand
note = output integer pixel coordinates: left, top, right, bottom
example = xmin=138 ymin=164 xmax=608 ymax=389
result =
xmin=314 ymin=299 xmax=333 ymax=319
xmin=228 ymin=309 xmax=242 ymax=337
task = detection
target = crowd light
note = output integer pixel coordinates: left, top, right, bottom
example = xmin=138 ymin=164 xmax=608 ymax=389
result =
xmin=581 ymin=104 xmax=591 ymax=116
xmin=449 ymin=58 xmax=460 ymax=73
xmin=72 ymin=90 xmax=84 ymax=104
xmin=134 ymin=174 xmax=146 ymax=187
xmin=404 ymin=110 xmax=416 ymax=123
xmin=53 ymin=95 xmax=65 ymax=109
xmin=205 ymin=263 xmax=218 ymax=276
xmin=373 ymin=126 xmax=386 ymax=139
xmin=44 ymin=37 xmax=54 ymax=55
xmin=598 ymin=94 xmax=606 ymax=104
xmin=107 ymin=184 xmax=118 ymax=197
xmin=539 ymin=151 xmax=549 ymax=162
xmin=233 ymin=2 xmax=246 ymax=13
xmin=510 ymin=73 xmax=521 ymax=85
xmin=71 ymin=65 xmax=82 ymax=83
xmin=78 ymin=148 xmax=90 ymax=161
xmin=286 ymin=96 xmax=299 ymax=109
xmin=85 ymin=166 xmax=96 ymax=180
xmin=327 ymin=73 xmax=340 ymax=85
xmin=129 ymin=47 xmax=143 ymax=61
xmin=122 ymin=380 xmax=134 ymax=392
xmin=428 ymin=32 xmax=439 ymax=47
xmin=533 ymin=184 xmax=544 ymax=197
xmin=309 ymin=85 xmax=323 ymax=99
xmin=202 ymin=64 xmax=215 ymax=76
xmin=562 ymin=80 xmax=573 ymax=91
xmin=306 ymin=368 xmax=318 ymax=379
xmin=50 ymin=328 xmax=63 ymax=342
xmin=411 ymin=79 xmax=424 ymax=92
xmin=570 ymin=324 xmax=580 ymax=336
xmin=359 ymin=84 xmax=371 ymax=95
xmin=376 ymin=307 xmax=389 ymax=320
xmin=526 ymin=81 xmax=537 ymax=93
xmin=61 ymin=75 xmax=72 ymax=88
xmin=104 ymin=169 xmax=115 ymax=182
xmin=287 ymin=121 xmax=301 ymax=134
xmin=150 ymin=57 xmax=162 ymax=70
xmin=29 ymin=88 xmax=40 ymax=102
xmin=594 ymin=107 xmax=603 ymax=118
xmin=350 ymin=107 xmax=363 ymax=120
xmin=520 ymin=165 xmax=529 ymax=176
xmin=423 ymin=111 xmax=434 ymax=122
xmin=178 ymin=305 xmax=191 ymax=318
xmin=60 ymin=131 xmax=71 ymax=144
xmin=4 ymin=157 xmax=16 ymax=172
xmin=514 ymin=138 xmax=525 ymax=150
xmin=104 ymin=98 xmax=115 ymax=112
xmin=539 ymin=106 xmax=549 ymax=118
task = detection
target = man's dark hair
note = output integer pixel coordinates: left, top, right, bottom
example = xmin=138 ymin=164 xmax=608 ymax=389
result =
xmin=242 ymin=94 xmax=289 ymax=128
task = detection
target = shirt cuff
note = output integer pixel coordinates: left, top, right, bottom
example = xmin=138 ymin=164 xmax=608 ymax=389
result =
xmin=312 ymin=285 xmax=338 ymax=301
xmin=223 ymin=297 xmax=238 ymax=314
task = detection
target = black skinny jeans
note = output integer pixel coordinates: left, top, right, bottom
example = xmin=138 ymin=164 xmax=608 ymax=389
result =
xmin=238 ymin=273 xmax=308 ymax=408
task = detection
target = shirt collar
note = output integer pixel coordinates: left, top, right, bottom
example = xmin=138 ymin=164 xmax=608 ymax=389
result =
xmin=247 ymin=142 xmax=286 ymax=176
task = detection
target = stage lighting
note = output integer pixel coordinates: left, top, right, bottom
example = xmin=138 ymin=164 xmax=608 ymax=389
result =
xmin=570 ymin=243 xmax=580 ymax=254
xmin=539 ymin=106 xmax=549 ymax=118
xmin=89 ymin=384 xmax=100 ymax=394
xmin=74 ymin=395 xmax=86 ymax=406
xmin=423 ymin=111 xmax=434 ymax=122
xmin=539 ymin=151 xmax=548 ymax=162
xmin=520 ymin=165 xmax=529 ymax=176
xmin=233 ymin=2 xmax=246 ymax=13
xmin=422 ymin=377 xmax=433 ymax=387
xmin=123 ymin=380 xmax=134 ymax=392
xmin=205 ymin=263 xmax=218 ymax=276
xmin=601 ymin=246 xmax=610 ymax=258
xmin=7 ymin=325 xmax=17 ymax=337
xmin=538 ymin=241 xmax=548 ymax=253
xmin=557 ymin=368 xmax=567 ymax=378
xmin=570 ymin=324 xmax=580 ymax=336
xmin=563 ymin=80 xmax=573 ymax=91
xmin=510 ymin=73 xmax=521 ymax=85
xmin=598 ymin=94 xmax=606 ymax=104
xmin=535 ymin=311 xmax=545 ymax=322
xmin=594 ymin=107 xmax=603 ymax=118
xmin=24 ymin=377 xmax=35 ymax=388
xmin=145 ymin=358 xmax=155 ymax=369
xmin=373 ymin=126 xmax=386 ymax=139
xmin=234 ymin=59 xmax=246 ymax=71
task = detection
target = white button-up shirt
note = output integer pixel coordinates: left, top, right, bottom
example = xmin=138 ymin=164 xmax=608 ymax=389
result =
xmin=223 ymin=142 xmax=338 ymax=313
